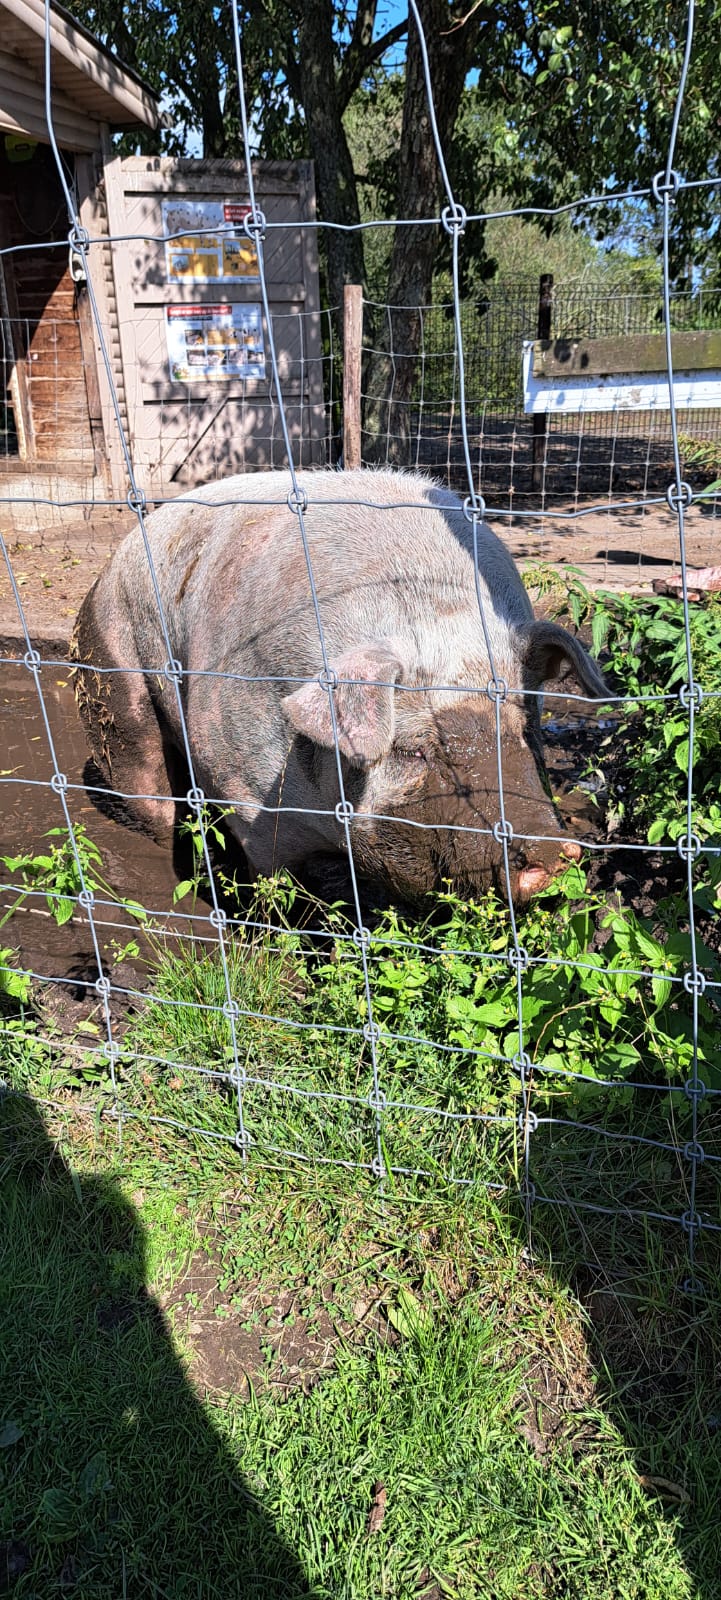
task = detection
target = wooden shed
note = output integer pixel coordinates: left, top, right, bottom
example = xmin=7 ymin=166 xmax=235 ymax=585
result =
xmin=0 ymin=0 xmax=159 ymax=518
xmin=86 ymin=155 xmax=326 ymax=499
xmin=0 ymin=1 xmax=325 ymax=527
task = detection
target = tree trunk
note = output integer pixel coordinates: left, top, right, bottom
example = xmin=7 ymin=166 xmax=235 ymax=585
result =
xmin=365 ymin=0 xmax=476 ymax=464
xmin=296 ymin=0 xmax=366 ymax=340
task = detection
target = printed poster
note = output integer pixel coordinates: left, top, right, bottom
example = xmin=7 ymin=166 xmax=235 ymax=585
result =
xmin=163 ymin=199 xmax=259 ymax=282
xmin=166 ymin=303 xmax=265 ymax=382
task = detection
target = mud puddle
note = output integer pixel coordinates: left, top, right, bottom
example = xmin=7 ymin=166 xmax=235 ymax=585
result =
xmin=0 ymin=662 xmax=189 ymax=1001
xmin=0 ymin=659 xmax=613 ymax=1015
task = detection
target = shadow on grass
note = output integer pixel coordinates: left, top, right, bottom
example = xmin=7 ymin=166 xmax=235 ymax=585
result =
xmin=515 ymin=1117 xmax=721 ymax=1600
xmin=0 ymin=1092 xmax=320 ymax=1600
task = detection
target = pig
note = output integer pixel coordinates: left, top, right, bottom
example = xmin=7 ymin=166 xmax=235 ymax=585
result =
xmin=71 ymin=469 xmax=606 ymax=903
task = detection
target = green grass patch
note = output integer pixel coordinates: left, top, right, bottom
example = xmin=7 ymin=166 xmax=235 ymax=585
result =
xmin=2 ymin=1087 xmax=716 ymax=1598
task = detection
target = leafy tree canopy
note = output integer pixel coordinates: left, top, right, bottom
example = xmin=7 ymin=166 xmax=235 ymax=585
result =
xmin=72 ymin=0 xmax=720 ymax=300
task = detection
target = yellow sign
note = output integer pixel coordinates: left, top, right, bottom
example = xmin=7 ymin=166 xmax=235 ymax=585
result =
xmin=163 ymin=201 xmax=259 ymax=282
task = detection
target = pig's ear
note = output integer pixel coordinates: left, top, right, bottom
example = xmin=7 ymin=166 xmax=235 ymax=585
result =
xmin=521 ymin=620 xmax=607 ymax=700
xmin=281 ymin=643 xmax=404 ymax=765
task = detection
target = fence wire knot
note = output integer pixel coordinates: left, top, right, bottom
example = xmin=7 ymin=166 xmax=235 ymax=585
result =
xmin=235 ymin=1128 xmax=252 ymax=1153
xmin=519 ymin=1178 xmax=537 ymax=1207
xmin=371 ymin=1154 xmax=386 ymax=1179
xmin=677 ymin=834 xmax=701 ymax=862
xmin=78 ymin=889 xmax=95 ymax=910
xmin=353 ymin=926 xmax=371 ymax=949
xmin=50 ymin=772 xmax=68 ymax=794
xmin=68 ymin=221 xmax=90 ymax=251
xmin=679 ymin=681 xmax=703 ymax=711
xmin=186 ymin=786 xmax=206 ymax=812
xmin=683 ymin=969 xmax=706 ymax=996
xmin=684 ymin=1076 xmax=707 ymax=1103
xmin=487 ymin=678 xmax=508 ymax=703
xmin=363 ymin=1020 xmax=381 ymax=1046
xmin=319 ymin=666 xmax=338 ymax=691
xmin=513 ymin=1050 xmax=533 ymax=1075
xmin=164 ymin=657 xmax=183 ymax=684
xmin=209 ymin=909 xmax=227 ymax=932
xmin=95 ymin=974 xmax=111 ymax=996
xmin=103 ymin=1040 xmax=120 ymax=1062
xmin=287 ymin=486 xmax=308 ymax=515
xmin=666 ymin=481 xmax=693 ymax=512
xmin=223 ymin=999 xmax=240 ymax=1021
xmin=681 ymin=1209 xmax=702 ymax=1238
xmin=507 ymin=947 xmax=529 ymax=973
xmin=243 ymin=206 xmax=266 ymax=241
xmin=23 ymin=648 xmax=41 ymax=672
xmin=441 ymin=202 xmax=467 ymax=234
xmin=681 ymin=1276 xmax=706 ymax=1298
xmin=370 ymin=1089 xmax=387 ymax=1110
xmin=652 ymin=169 xmax=681 ymax=201
xmin=335 ymin=799 xmax=354 ymax=824
xmin=518 ymin=1109 xmax=539 ymax=1134
xmin=462 ymin=492 xmax=486 ymax=522
xmin=684 ymin=1140 xmax=706 ymax=1164
xmin=493 ymin=818 xmax=513 ymax=843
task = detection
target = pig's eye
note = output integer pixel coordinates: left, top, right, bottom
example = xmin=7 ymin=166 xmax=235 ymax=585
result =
xmin=395 ymin=745 xmax=426 ymax=762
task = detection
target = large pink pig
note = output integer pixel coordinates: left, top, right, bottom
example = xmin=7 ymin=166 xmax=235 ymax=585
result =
xmin=72 ymin=470 xmax=605 ymax=901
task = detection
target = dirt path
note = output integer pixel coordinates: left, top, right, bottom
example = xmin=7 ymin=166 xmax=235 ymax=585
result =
xmin=0 ymin=499 xmax=718 ymax=654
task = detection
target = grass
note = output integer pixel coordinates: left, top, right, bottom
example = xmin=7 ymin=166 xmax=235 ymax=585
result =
xmin=2 ymin=863 xmax=721 ymax=1599
xmin=1 ymin=1086 xmax=712 ymax=1599
xmin=1 ymin=702 xmax=721 ymax=1595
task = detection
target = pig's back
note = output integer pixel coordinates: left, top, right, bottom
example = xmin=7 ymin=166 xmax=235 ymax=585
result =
xmin=115 ymin=470 xmax=530 ymax=675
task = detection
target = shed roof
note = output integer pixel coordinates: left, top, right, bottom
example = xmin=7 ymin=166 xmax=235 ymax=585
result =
xmin=0 ymin=0 xmax=160 ymax=151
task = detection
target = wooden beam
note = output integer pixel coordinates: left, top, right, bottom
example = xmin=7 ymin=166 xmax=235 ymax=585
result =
xmin=343 ymin=284 xmax=362 ymax=470
xmin=533 ymin=330 xmax=721 ymax=379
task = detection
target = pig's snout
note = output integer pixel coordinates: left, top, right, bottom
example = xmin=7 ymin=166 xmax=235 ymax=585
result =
xmin=515 ymin=839 xmax=581 ymax=900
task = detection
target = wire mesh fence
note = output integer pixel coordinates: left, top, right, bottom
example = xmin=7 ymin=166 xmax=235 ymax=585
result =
xmin=362 ymin=284 xmax=721 ymax=510
xmin=0 ymin=0 xmax=719 ymax=1319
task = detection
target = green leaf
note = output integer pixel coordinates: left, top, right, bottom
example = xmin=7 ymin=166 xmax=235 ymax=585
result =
xmin=591 ymin=609 xmax=610 ymax=656
xmin=0 ymin=958 xmax=31 ymax=1002
xmin=472 ymin=1000 xmax=513 ymax=1026
xmin=172 ymin=880 xmax=196 ymax=904
xmin=386 ymin=1286 xmax=432 ymax=1342
xmin=674 ymin=738 xmax=690 ymax=774
xmin=79 ymin=1451 xmax=110 ymax=1498
xmin=52 ymin=896 xmax=75 ymax=926
xmin=647 ymin=817 xmax=667 ymax=844
xmin=0 ymin=1421 xmax=23 ymax=1448
xmin=38 ymin=1487 xmax=80 ymax=1540
xmin=599 ymin=992 xmax=624 ymax=1028
xmin=651 ymin=976 xmax=672 ymax=1008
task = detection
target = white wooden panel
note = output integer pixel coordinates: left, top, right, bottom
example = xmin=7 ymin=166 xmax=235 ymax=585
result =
xmin=522 ymin=341 xmax=721 ymax=415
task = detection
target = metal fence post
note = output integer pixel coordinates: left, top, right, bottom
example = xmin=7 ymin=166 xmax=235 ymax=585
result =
xmin=531 ymin=272 xmax=554 ymax=493
xmin=343 ymin=283 xmax=363 ymax=469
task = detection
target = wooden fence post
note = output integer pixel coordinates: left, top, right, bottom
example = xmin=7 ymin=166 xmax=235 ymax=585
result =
xmin=343 ymin=284 xmax=363 ymax=469
xmin=531 ymin=273 xmax=553 ymax=494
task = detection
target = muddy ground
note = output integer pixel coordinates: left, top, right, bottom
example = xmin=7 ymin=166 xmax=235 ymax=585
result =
xmin=0 ymin=493 xmax=714 ymax=1023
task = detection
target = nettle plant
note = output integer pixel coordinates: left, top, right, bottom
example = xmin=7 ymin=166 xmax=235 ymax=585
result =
xmin=563 ymin=582 xmax=721 ymax=847
xmin=314 ymin=863 xmax=720 ymax=1108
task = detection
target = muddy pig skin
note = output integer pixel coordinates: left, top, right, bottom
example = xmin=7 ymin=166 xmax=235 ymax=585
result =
xmin=71 ymin=469 xmax=606 ymax=901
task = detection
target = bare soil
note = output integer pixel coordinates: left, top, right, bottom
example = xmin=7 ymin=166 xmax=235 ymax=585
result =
xmin=155 ymin=1242 xmax=390 ymax=1400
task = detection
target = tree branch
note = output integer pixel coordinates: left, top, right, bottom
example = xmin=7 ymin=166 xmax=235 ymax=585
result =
xmin=348 ymin=2 xmax=378 ymax=59
xmin=338 ymin=18 xmax=408 ymax=108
